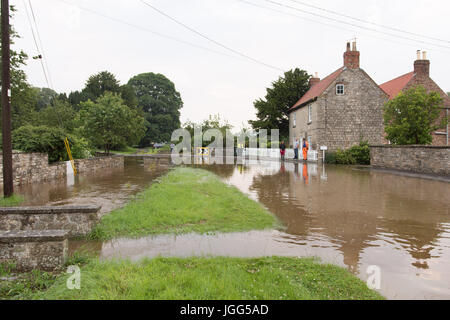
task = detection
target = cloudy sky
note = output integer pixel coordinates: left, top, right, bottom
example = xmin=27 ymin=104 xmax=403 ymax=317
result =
xmin=11 ymin=0 xmax=450 ymax=129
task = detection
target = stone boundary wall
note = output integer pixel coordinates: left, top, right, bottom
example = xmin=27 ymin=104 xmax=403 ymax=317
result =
xmin=0 ymin=152 xmax=124 ymax=186
xmin=0 ymin=152 xmax=65 ymax=185
xmin=74 ymin=155 xmax=124 ymax=173
xmin=0 ymin=205 xmax=101 ymax=237
xmin=370 ymin=145 xmax=449 ymax=176
xmin=0 ymin=230 xmax=68 ymax=271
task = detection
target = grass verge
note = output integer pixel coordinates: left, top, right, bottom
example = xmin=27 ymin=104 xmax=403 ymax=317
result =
xmin=88 ymin=167 xmax=280 ymax=240
xmin=0 ymin=194 xmax=25 ymax=207
xmin=1 ymin=257 xmax=383 ymax=300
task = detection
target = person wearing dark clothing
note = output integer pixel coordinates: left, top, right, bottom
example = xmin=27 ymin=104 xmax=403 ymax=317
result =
xmin=280 ymin=141 xmax=286 ymax=161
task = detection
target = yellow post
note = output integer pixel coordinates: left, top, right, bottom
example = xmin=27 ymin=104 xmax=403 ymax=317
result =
xmin=64 ymin=137 xmax=77 ymax=175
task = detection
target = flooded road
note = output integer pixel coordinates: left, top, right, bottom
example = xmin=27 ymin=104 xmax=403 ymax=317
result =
xmin=72 ymin=158 xmax=449 ymax=299
xmin=11 ymin=157 xmax=169 ymax=215
xmin=8 ymin=156 xmax=450 ymax=299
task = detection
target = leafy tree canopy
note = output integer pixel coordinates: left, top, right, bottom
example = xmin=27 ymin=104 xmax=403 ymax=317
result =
xmin=384 ymin=86 xmax=447 ymax=145
xmin=34 ymin=87 xmax=58 ymax=111
xmin=79 ymin=92 xmax=146 ymax=154
xmin=128 ymin=72 xmax=183 ymax=145
xmin=249 ymin=68 xmax=310 ymax=139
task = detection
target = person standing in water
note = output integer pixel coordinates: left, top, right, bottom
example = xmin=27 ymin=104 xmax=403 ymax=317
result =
xmin=293 ymin=138 xmax=300 ymax=160
xmin=302 ymin=139 xmax=309 ymax=161
xmin=280 ymin=140 xmax=286 ymax=161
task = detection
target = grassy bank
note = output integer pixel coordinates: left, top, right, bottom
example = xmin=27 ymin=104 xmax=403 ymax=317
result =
xmin=1 ymin=257 xmax=383 ymax=300
xmin=89 ymin=167 xmax=280 ymax=240
xmin=0 ymin=195 xmax=25 ymax=207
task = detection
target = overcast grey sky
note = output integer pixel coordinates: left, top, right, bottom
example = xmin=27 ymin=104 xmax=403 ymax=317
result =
xmin=12 ymin=0 xmax=450 ymax=129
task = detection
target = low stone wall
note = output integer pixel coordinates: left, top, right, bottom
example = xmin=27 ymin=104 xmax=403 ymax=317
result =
xmin=74 ymin=155 xmax=124 ymax=173
xmin=0 ymin=230 xmax=68 ymax=271
xmin=0 ymin=152 xmax=124 ymax=186
xmin=0 ymin=152 xmax=65 ymax=185
xmin=0 ymin=205 xmax=101 ymax=237
xmin=370 ymin=145 xmax=450 ymax=176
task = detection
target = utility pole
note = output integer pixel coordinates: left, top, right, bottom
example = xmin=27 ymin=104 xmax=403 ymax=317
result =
xmin=1 ymin=0 xmax=13 ymax=197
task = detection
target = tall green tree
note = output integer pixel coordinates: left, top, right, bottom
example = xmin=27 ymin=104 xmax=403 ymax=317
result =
xmin=79 ymin=92 xmax=146 ymax=154
xmin=384 ymin=86 xmax=447 ymax=145
xmin=128 ymin=73 xmax=183 ymax=145
xmin=35 ymin=87 xmax=58 ymax=111
xmin=68 ymin=71 xmax=137 ymax=109
xmin=83 ymin=71 xmax=120 ymax=100
xmin=249 ymin=68 xmax=310 ymax=139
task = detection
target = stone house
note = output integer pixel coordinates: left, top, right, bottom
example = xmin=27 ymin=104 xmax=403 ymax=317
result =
xmin=380 ymin=51 xmax=449 ymax=146
xmin=288 ymin=42 xmax=388 ymax=152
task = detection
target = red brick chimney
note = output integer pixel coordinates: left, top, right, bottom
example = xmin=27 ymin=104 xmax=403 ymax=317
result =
xmin=414 ymin=50 xmax=430 ymax=78
xmin=343 ymin=41 xmax=360 ymax=69
xmin=309 ymin=72 xmax=320 ymax=87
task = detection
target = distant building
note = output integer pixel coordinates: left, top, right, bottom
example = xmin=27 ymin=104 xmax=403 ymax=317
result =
xmin=380 ymin=51 xmax=449 ymax=146
xmin=288 ymin=42 xmax=388 ymax=152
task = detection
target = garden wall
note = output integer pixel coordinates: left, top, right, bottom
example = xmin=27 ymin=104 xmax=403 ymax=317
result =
xmin=74 ymin=155 xmax=124 ymax=173
xmin=0 ymin=152 xmax=124 ymax=186
xmin=0 ymin=205 xmax=101 ymax=237
xmin=370 ymin=145 xmax=449 ymax=176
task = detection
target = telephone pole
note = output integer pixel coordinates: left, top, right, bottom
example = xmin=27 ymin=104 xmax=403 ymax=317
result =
xmin=1 ymin=0 xmax=13 ymax=197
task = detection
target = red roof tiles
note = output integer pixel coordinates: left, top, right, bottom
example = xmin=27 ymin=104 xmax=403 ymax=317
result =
xmin=379 ymin=72 xmax=414 ymax=100
xmin=290 ymin=67 xmax=344 ymax=111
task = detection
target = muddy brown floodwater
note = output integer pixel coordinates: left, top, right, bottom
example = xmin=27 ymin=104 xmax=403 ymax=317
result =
xmin=11 ymin=157 xmax=169 ymax=215
xmin=8 ymin=156 xmax=450 ymax=299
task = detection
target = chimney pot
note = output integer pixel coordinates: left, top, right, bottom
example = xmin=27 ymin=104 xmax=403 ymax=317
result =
xmin=422 ymin=51 xmax=427 ymax=60
xmin=343 ymin=42 xmax=360 ymax=69
xmin=417 ymin=50 xmax=421 ymax=60
xmin=309 ymin=73 xmax=320 ymax=87
xmin=352 ymin=41 xmax=357 ymax=51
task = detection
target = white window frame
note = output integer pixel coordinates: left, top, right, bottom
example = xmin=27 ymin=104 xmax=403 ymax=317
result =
xmin=336 ymin=84 xmax=345 ymax=95
xmin=307 ymin=105 xmax=312 ymax=123
xmin=293 ymin=113 xmax=296 ymax=128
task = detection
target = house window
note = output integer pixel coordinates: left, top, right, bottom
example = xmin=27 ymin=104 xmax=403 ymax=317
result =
xmin=308 ymin=105 xmax=312 ymax=123
xmin=293 ymin=113 xmax=296 ymax=128
xmin=308 ymin=136 xmax=312 ymax=148
xmin=336 ymin=84 xmax=344 ymax=95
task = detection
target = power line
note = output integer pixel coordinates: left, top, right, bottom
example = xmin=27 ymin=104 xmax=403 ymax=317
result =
xmin=139 ymin=0 xmax=284 ymax=71
xmin=236 ymin=0 xmax=448 ymax=53
xmin=22 ymin=0 xmax=51 ymax=88
xmin=262 ymin=0 xmax=450 ymax=50
xmin=27 ymin=0 xmax=54 ymax=88
xmin=287 ymin=0 xmax=450 ymax=44
xmin=54 ymin=0 xmax=263 ymax=66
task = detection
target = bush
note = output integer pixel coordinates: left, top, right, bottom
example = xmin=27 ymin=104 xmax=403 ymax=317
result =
xmin=12 ymin=125 xmax=92 ymax=162
xmin=325 ymin=141 xmax=370 ymax=165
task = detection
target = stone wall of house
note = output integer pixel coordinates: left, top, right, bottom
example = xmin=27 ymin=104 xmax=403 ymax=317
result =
xmin=74 ymin=155 xmax=124 ymax=173
xmin=0 ymin=205 xmax=101 ymax=237
xmin=370 ymin=145 xmax=449 ymax=176
xmin=0 ymin=230 xmax=68 ymax=271
xmin=0 ymin=152 xmax=124 ymax=186
xmin=289 ymin=68 xmax=388 ymax=152
xmin=322 ymin=68 xmax=388 ymax=151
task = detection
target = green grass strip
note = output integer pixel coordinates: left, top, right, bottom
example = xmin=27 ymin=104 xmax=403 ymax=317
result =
xmin=89 ymin=167 xmax=281 ymax=240
xmin=2 ymin=257 xmax=383 ymax=300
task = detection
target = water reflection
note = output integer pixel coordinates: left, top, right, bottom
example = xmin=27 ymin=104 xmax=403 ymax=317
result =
xmin=195 ymin=159 xmax=450 ymax=299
